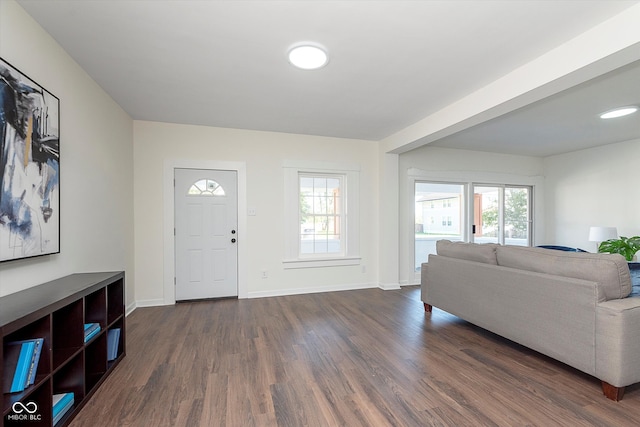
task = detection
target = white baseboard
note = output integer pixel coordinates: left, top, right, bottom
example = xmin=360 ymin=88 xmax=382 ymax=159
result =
xmin=134 ymin=281 xmax=402 ymax=306
xmin=135 ymin=298 xmax=168 ymax=308
xmin=401 ymin=281 xmax=419 ymax=286
xmin=125 ymin=301 xmax=137 ymax=316
xmin=247 ymin=282 xmax=377 ymax=299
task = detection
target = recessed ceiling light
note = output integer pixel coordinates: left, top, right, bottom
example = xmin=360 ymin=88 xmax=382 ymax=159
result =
xmin=599 ymin=106 xmax=638 ymax=119
xmin=288 ymin=44 xmax=328 ymax=70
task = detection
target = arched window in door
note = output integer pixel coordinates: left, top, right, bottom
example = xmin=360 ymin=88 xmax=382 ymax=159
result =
xmin=188 ymin=179 xmax=226 ymax=196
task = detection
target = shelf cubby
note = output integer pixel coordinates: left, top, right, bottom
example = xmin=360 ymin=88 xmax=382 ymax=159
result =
xmin=107 ymin=279 xmax=124 ymax=326
xmin=84 ymin=288 xmax=106 ymax=329
xmin=84 ymin=333 xmax=107 ymax=393
xmin=52 ymin=301 xmax=83 ymax=371
xmin=106 ymin=319 xmax=124 ymax=370
xmin=2 ymin=314 xmax=51 ymax=383
xmin=52 ymin=353 xmax=84 ymax=403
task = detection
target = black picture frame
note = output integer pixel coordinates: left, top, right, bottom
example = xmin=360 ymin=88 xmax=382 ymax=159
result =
xmin=0 ymin=57 xmax=60 ymax=262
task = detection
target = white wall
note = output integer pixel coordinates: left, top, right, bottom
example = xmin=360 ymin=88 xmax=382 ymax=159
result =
xmin=377 ymin=152 xmax=399 ymax=290
xmin=133 ymin=121 xmax=378 ymax=305
xmin=0 ymin=1 xmax=135 ymax=307
xmin=544 ymin=138 xmax=640 ymax=251
xmin=398 ymin=145 xmax=545 ymax=284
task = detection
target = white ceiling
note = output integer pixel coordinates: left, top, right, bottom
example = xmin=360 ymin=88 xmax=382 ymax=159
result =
xmin=430 ymin=59 xmax=640 ymax=156
xmin=16 ymin=0 xmax=640 ymax=157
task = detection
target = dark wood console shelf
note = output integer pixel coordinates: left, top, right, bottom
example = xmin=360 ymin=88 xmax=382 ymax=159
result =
xmin=1 ymin=272 xmax=125 ymax=427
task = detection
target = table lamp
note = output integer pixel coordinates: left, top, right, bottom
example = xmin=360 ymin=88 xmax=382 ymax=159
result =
xmin=589 ymin=226 xmax=618 ymax=252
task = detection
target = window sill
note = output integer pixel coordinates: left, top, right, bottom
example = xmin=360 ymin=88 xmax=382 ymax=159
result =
xmin=283 ymin=257 xmax=361 ymax=269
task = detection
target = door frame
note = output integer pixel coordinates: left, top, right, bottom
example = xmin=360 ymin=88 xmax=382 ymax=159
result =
xmin=163 ymin=159 xmax=248 ymax=305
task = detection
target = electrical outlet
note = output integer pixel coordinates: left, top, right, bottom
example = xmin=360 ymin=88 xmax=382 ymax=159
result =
xmin=262 ymin=270 xmax=268 ymax=279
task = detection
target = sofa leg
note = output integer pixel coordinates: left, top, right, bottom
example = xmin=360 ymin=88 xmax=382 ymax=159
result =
xmin=602 ymin=381 xmax=625 ymax=401
xmin=424 ymin=303 xmax=432 ymax=312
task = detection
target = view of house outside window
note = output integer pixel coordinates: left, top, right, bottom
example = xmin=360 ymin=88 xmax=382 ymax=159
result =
xmin=415 ymin=182 xmax=465 ymax=271
xmin=299 ymin=174 xmax=343 ymax=255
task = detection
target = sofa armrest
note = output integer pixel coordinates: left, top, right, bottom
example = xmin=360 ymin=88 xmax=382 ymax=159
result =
xmin=596 ymin=297 xmax=640 ymax=387
xmin=420 ymin=262 xmax=428 ymax=303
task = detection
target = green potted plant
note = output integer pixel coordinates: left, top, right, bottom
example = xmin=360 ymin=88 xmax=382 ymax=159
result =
xmin=598 ymin=236 xmax=640 ymax=261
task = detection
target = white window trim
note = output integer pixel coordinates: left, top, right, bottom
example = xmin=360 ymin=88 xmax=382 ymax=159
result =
xmin=283 ymin=160 xmax=360 ymax=269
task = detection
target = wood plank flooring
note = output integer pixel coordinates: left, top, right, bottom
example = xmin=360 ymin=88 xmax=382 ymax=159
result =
xmin=70 ymin=286 xmax=640 ymax=426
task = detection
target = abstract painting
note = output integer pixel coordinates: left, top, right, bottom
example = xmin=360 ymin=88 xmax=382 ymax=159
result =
xmin=0 ymin=58 xmax=60 ymax=262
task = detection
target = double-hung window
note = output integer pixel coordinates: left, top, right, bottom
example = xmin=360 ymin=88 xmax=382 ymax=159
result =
xmin=284 ymin=161 xmax=360 ymax=268
xmin=299 ymin=174 xmax=344 ymax=255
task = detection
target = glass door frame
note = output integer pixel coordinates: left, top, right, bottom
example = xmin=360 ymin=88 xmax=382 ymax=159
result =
xmin=471 ymin=183 xmax=533 ymax=246
xmin=413 ymin=180 xmax=470 ymax=280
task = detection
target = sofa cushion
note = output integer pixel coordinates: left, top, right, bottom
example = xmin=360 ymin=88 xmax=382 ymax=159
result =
xmin=496 ymin=246 xmax=632 ymax=300
xmin=436 ymin=240 xmax=498 ymax=265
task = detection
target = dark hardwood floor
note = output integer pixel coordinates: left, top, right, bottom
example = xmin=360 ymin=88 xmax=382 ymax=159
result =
xmin=70 ymin=286 xmax=640 ymax=426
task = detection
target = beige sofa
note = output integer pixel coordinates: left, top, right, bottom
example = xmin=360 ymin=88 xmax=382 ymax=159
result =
xmin=421 ymin=240 xmax=640 ymax=401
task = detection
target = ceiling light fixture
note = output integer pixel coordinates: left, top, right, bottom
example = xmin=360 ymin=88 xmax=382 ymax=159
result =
xmin=599 ymin=106 xmax=638 ymax=119
xmin=288 ymin=44 xmax=328 ymax=70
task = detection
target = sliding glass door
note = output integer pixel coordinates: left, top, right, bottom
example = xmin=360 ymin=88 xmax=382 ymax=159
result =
xmin=414 ymin=181 xmax=532 ymax=275
xmin=473 ymin=185 xmax=531 ymax=246
xmin=414 ymin=182 xmax=465 ymax=271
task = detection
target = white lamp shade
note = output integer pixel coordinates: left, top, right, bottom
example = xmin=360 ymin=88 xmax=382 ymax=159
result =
xmin=588 ymin=226 xmax=618 ymax=242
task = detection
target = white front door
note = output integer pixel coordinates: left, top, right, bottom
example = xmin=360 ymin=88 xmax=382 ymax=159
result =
xmin=174 ymin=168 xmax=238 ymax=300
